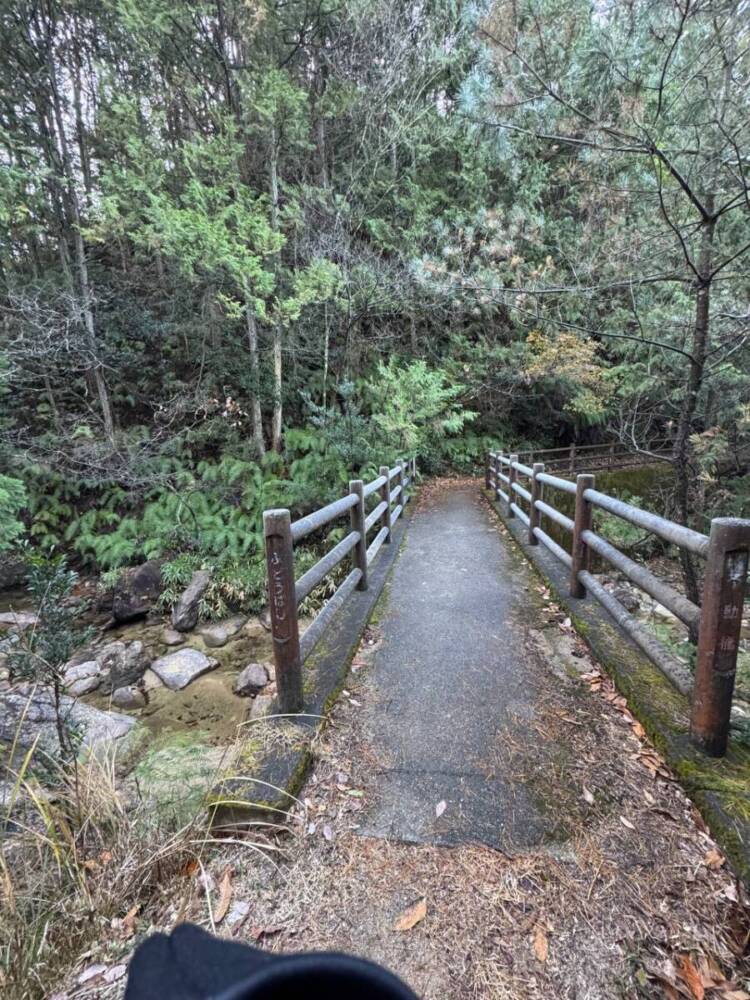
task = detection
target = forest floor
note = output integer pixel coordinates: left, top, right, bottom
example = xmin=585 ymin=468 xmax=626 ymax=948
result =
xmin=58 ymin=481 xmax=750 ymax=1000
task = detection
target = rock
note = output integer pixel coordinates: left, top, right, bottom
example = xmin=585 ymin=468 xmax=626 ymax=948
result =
xmin=243 ymin=618 xmax=268 ymax=639
xmin=112 ymin=560 xmax=163 ymax=623
xmin=171 ymin=570 xmax=211 ymax=632
xmin=142 ymin=668 xmax=164 ymax=692
xmin=161 ymin=628 xmax=184 ymax=647
xmin=149 ymin=648 xmax=218 ymax=690
xmin=200 ymin=615 xmax=246 ymax=648
xmin=0 ymin=555 xmax=27 ymax=590
xmin=613 ymin=587 xmax=641 ymax=613
xmin=64 ymin=660 xmax=102 ymax=697
xmin=97 ymin=640 xmax=149 ymax=691
xmin=234 ymin=662 xmax=269 ymax=697
xmin=0 ymin=682 xmax=136 ymax=755
xmin=258 ymin=606 xmax=272 ymax=632
xmin=111 ymin=685 xmax=146 ymax=710
xmin=0 ymin=610 xmax=38 ymax=630
xmin=249 ymin=694 xmax=274 ymax=720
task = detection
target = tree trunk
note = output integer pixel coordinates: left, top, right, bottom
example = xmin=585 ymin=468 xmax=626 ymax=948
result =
xmin=44 ymin=13 xmax=116 ymax=448
xmin=244 ymin=289 xmax=265 ymax=457
xmin=269 ymin=126 xmax=283 ymax=452
xmin=672 ymin=200 xmax=716 ymax=608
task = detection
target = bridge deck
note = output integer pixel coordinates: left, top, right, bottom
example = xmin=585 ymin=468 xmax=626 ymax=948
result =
xmin=359 ymin=481 xmax=587 ymax=849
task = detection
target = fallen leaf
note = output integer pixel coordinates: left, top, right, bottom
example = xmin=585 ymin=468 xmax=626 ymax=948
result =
xmin=676 ymin=954 xmax=704 ymax=1000
xmin=532 ymin=924 xmax=548 ymax=963
xmin=620 ymin=816 xmax=635 ymax=830
xmin=704 ymin=848 xmax=725 ymax=870
xmin=582 ymin=786 xmax=595 ymax=806
xmin=182 ymin=858 xmax=199 ymax=877
xmin=435 ymin=800 xmax=447 ymax=818
xmin=322 ymin=824 xmax=334 ymax=841
xmin=393 ymin=897 xmax=427 ymax=932
xmin=121 ymin=904 xmax=139 ymax=938
xmin=214 ymin=867 xmax=233 ymax=924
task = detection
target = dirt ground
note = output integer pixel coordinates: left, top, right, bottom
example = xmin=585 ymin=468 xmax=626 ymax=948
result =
xmin=62 ymin=486 xmax=750 ymax=1000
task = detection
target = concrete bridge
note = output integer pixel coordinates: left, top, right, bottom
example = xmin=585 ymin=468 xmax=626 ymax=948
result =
xmin=252 ymin=460 xmax=750 ymax=876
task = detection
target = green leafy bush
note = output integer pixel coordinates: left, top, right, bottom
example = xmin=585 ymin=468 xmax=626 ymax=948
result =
xmin=0 ymin=473 xmax=26 ymax=552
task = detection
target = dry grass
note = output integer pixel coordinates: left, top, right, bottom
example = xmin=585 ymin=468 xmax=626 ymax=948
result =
xmin=0 ymin=728 xmax=286 ymax=1000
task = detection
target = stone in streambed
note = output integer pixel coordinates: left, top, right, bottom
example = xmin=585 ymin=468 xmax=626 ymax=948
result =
xmin=112 ymin=559 xmax=163 ymax=623
xmin=142 ymin=668 xmax=164 ymax=692
xmin=150 ymin=648 xmax=218 ymax=690
xmin=171 ymin=570 xmax=211 ymax=632
xmin=0 ymin=610 xmax=37 ymax=630
xmin=111 ymin=685 xmax=147 ymax=710
xmin=64 ymin=660 xmax=102 ymax=697
xmin=199 ymin=615 xmax=246 ymax=648
xmin=0 ymin=682 xmax=136 ymax=755
xmin=161 ymin=628 xmax=184 ymax=646
xmin=233 ymin=662 xmax=269 ymax=697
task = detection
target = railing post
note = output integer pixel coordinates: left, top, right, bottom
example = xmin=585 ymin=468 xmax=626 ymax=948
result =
xmin=690 ymin=518 xmax=750 ymax=756
xmin=570 ymin=473 xmax=595 ymax=598
xmin=379 ymin=465 xmax=392 ymax=543
xmin=528 ymin=462 xmax=544 ymax=545
xmin=349 ymin=479 xmax=368 ymax=591
xmin=569 ymin=443 xmax=576 ymax=473
xmin=508 ymin=454 xmax=518 ymax=517
xmin=494 ymin=453 xmax=501 ymax=501
xmin=263 ymin=509 xmax=303 ymax=713
xmin=485 ymin=451 xmax=491 ymax=490
xmin=397 ymin=458 xmax=406 ymax=507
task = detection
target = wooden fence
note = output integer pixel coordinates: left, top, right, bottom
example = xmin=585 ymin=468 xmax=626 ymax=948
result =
xmin=516 ymin=440 xmax=672 ymax=474
xmin=263 ymin=457 xmax=416 ymax=714
xmin=487 ymin=450 xmax=750 ymax=757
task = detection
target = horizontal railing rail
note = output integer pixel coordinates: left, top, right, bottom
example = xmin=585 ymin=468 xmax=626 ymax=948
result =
xmin=264 ymin=456 xmax=417 ymax=714
xmin=486 ymin=449 xmax=750 ymax=757
xmin=511 ymin=440 xmax=672 ymax=474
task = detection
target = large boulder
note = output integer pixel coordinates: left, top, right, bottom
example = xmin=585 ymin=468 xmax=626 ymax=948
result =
xmin=149 ymin=648 xmax=218 ymax=690
xmin=112 ymin=560 xmax=163 ymax=623
xmin=0 ymin=556 xmax=27 ymax=591
xmin=171 ymin=570 xmax=211 ymax=632
xmin=199 ymin=615 xmax=245 ymax=649
xmin=0 ymin=683 xmax=136 ymax=755
xmin=97 ymin=640 xmax=149 ymax=692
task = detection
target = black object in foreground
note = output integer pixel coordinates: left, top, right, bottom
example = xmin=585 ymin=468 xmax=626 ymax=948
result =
xmin=124 ymin=923 xmax=419 ymax=1000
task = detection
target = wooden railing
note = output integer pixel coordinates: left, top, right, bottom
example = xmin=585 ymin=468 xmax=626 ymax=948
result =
xmin=487 ymin=450 xmax=750 ymax=757
xmin=263 ymin=457 xmax=417 ymax=714
xmin=516 ymin=440 xmax=672 ymax=474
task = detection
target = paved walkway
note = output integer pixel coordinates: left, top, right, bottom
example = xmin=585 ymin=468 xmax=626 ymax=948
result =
xmin=360 ymin=483 xmax=562 ymax=849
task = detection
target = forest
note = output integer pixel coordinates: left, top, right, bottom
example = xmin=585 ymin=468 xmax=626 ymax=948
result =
xmin=2 ymin=2 xmax=750 ymax=997
xmin=1 ymin=0 xmax=748 ymax=609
